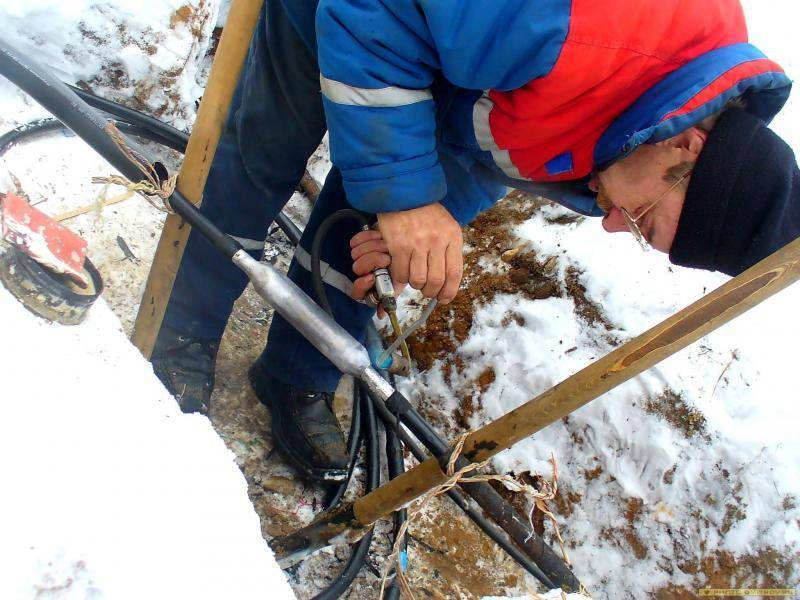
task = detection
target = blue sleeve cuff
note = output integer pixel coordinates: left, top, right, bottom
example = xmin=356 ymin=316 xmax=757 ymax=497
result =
xmin=343 ymin=161 xmax=447 ymax=214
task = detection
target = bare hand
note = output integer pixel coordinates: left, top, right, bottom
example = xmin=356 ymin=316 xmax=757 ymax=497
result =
xmin=349 ymin=203 xmax=463 ymax=307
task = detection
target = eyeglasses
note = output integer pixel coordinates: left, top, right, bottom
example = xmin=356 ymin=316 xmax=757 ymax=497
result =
xmin=619 ymin=172 xmax=691 ymax=250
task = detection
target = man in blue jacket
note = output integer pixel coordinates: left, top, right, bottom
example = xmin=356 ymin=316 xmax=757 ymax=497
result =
xmin=152 ymin=0 xmax=797 ymax=483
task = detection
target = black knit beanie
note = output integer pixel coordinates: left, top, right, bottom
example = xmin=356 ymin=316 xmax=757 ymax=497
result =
xmin=670 ymin=107 xmax=800 ymax=276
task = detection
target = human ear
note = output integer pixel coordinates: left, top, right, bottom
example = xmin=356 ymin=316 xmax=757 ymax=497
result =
xmin=659 ymin=127 xmax=707 ymax=157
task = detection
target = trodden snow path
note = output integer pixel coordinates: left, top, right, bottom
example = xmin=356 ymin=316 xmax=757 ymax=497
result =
xmin=0 ymin=285 xmax=295 ymax=600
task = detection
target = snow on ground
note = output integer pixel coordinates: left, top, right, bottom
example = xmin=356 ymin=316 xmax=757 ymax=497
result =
xmin=0 ymin=0 xmax=222 ymax=333
xmin=443 ymin=203 xmax=800 ymax=596
xmin=0 ymin=3 xmax=295 ymax=599
xmin=0 ymin=0 xmax=217 ymax=130
xmin=1 ymin=0 xmax=799 ymax=598
xmin=0 ymin=284 xmax=294 ymax=599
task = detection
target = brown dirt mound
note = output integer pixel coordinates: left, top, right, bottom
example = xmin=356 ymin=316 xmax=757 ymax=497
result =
xmin=407 ymin=191 xmax=560 ymax=374
xmin=656 ymin=548 xmax=798 ymax=599
xmin=645 ymin=389 xmax=709 ymax=440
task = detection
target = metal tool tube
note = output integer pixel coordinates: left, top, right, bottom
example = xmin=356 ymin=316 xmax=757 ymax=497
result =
xmin=232 ymin=251 xmax=372 ymax=378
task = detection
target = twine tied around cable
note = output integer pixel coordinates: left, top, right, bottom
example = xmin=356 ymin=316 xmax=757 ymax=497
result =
xmin=379 ymin=432 xmax=568 ymax=599
xmin=91 ymin=121 xmax=177 ymax=213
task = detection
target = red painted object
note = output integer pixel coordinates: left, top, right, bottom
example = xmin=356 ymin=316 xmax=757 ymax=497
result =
xmin=0 ymin=192 xmax=89 ymax=287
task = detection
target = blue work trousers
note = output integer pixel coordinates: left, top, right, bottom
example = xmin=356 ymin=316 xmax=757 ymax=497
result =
xmin=163 ymin=1 xmax=373 ymax=392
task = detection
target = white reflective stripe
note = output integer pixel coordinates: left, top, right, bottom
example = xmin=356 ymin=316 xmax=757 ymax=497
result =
xmin=294 ymin=245 xmax=361 ymax=301
xmin=230 ymin=235 xmax=266 ymax=251
xmin=472 ymin=93 xmax=527 ymax=180
xmin=320 ymin=75 xmax=432 ymax=107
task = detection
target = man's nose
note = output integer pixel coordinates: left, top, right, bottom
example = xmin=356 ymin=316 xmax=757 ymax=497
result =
xmin=602 ymin=209 xmax=628 ymax=234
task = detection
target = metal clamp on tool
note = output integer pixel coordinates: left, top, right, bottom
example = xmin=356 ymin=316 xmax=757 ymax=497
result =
xmin=359 ymin=224 xmax=412 ymax=376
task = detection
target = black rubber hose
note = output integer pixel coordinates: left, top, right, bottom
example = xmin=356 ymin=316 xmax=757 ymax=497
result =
xmin=0 ymin=116 xmax=303 ymax=249
xmin=308 ymin=209 xmax=379 ymax=598
xmin=312 ymin=384 xmax=379 ymax=600
xmin=273 ymin=211 xmax=303 ymax=247
xmin=309 ymin=210 xmax=366 ymax=513
xmin=323 ymin=388 xmax=362 ymax=511
xmin=166 ymin=191 xmax=241 ymax=258
xmin=20 ymin=90 xmax=303 ymax=248
xmin=0 ymin=39 xmax=159 ymax=186
xmin=67 ymin=84 xmax=190 ymax=151
xmin=309 ymin=209 xmax=369 ymax=315
xmin=0 ymin=118 xmax=68 ymax=151
xmin=385 ymin=388 xmax=579 ymax=591
xmin=383 ymin=418 xmax=406 ymax=600
xmin=0 ymin=117 xmax=184 ymax=156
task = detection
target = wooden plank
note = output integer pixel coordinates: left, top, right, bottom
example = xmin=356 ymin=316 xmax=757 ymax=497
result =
xmin=131 ymin=0 xmax=265 ymax=357
xmin=54 ymin=190 xmax=134 ymax=222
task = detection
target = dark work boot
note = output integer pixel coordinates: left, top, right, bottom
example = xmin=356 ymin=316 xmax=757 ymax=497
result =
xmin=248 ymin=362 xmax=348 ymax=483
xmin=151 ymin=325 xmax=220 ymax=415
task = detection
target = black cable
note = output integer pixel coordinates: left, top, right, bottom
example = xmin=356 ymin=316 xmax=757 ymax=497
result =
xmin=0 ymin=40 xmax=161 ymax=186
xmin=383 ymin=411 xmax=406 ymax=600
xmin=0 ymin=117 xmax=184 ymax=156
xmin=366 ymin=382 xmax=558 ymax=590
xmin=308 ymin=209 xmax=379 ymax=598
xmin=170 ymin=190 xmax=243 ymax=258
xmin=0 ymin=118 xmax=66 ymax=151
xmin=0 ymin=117 xmax=301 ymax=250
xmin=274 ymin=211 xmax=303 ymax=247
xmin=323 ymin=388 xmax=362 ymax=510
xmin=312 ymin=384 xmax=379 ymax=600
xmin=309 ymin=210 xmax=368 ymax=514
xmin=309 ymin=209 xmax=369 ymax=315
xmin=67 ymin=83 xmax=190 ymax=151
xmin=57 ymin=88 xmax=303 ymax=248
xmin=383 ymin=387 xmax=579 ymax=590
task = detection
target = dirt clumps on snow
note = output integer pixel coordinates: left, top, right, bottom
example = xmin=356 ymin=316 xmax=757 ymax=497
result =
xmin=552 ymin=487 xmax=583 ymax=520
xmin=454 ymin=366 xmax=495 ymax=429
xmin=622 ymin=497 xmax=649 ymax=560
xmin=170 ymin=1 xmax=213 ymax=38
xmin=644 ymin=389 xmax=709 ymax=440
xmin=407 ymin=191 xmax=562 ymax=373
xmin=564 ymin=266 xmax=614 ymax=331
xmin=70 ymin=1 xmax=216 ymax=123
xmin=655 ymin=548 xmax=798 ymax=599
xmin=408 ymin=190 xmax=616 ymax=377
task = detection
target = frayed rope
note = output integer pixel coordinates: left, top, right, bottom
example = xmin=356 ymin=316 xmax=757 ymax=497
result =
xmin=91 ymin=121 xmax=177 ymax=213
xmin=379 ymin=432 xmax=569 ymax=599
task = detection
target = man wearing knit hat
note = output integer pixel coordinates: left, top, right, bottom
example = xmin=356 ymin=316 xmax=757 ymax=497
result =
xmin=152 ymin=0 xmax=797 ymax=483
